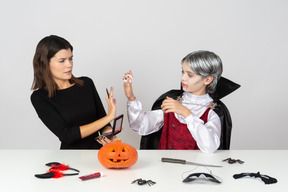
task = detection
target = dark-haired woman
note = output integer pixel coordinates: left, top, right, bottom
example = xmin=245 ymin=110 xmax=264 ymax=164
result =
xmin=31 ymin=35 xmax=116 ymax=149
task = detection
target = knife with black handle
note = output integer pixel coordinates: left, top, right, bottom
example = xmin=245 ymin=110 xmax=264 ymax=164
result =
xmin=161 ymin=157 xmax=222 ymax=167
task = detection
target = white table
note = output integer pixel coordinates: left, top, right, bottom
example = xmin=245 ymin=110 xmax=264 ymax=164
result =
xmin=0 ymin=150 xmax=286 ymax=191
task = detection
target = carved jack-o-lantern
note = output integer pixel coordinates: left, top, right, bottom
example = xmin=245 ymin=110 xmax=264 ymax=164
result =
xmin=98 ymin=139 xmax=138 ymax=169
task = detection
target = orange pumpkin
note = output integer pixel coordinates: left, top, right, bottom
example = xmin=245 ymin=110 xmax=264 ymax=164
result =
xmin=98 ymin=138 xmax=138 ymax=169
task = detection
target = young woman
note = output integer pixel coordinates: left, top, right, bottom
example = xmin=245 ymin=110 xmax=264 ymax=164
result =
xmin=31 ymin=35 xmax=116 ymax=149
xmin=123 ymin=50 xmax=240 ymax=153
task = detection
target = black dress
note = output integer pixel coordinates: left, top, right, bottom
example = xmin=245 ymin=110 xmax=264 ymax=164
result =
xmin=140 ymin=77 xmax=240 ymax=150
xmin=31 ymin=76 xmax=109 ymax=149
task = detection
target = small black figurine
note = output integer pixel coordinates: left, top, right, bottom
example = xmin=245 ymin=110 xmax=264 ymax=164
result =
xmin=223 ymin=158 xmax=244 ymax=164
xmin=132 ymin=178 xmax=156 ymax=186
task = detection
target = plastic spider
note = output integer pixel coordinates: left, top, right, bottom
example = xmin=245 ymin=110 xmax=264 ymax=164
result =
xmin=132 ymin=178 xmax=156 ymax=186
xmin=223 ymin=158 xmax=244 ymax=164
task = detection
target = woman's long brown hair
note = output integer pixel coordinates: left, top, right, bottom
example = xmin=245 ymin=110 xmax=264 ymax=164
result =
xmin=31 ymin=35 xmax=83 ymax=98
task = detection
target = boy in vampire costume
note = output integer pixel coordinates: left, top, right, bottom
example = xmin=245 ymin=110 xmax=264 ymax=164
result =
xmin=123 ymin=51 xmax=240 ymax=153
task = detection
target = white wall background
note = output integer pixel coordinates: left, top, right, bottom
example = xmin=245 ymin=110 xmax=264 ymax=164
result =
xmin=0 ymin=0 xmax=287 ymax=149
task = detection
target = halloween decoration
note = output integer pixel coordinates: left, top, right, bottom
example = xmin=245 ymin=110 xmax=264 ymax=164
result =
xmin=183 ymin=172 xmax=222 ymax=184
xmin=233 ymin=172 xmax=277 ymax=184
xmin=223 ymin=158 xmax=244 ymax=164
xmin=182 ymin=166 xmax=222 ymax=184
xmin=162 ymin=157 xmax=222 ymax=167
xmin=35 ymin=162 xmax=79 ymax=179
xmin=132 ymin=178 xmax=156 ymax=186
xmin=98 ymin=138 xmax=138 ymax=168
xmin=79 ymin=172 xmax=103 ymax=181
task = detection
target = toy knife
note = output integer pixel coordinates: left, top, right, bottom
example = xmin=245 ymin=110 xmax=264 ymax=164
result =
xmin=161 ymin=157 xmax=222 ymax=167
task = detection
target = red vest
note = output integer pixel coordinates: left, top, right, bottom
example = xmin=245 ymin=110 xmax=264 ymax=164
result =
xmin=158 ymin=108 xmax=210 ymax=150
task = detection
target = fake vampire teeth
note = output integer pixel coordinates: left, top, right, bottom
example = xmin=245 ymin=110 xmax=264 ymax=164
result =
xmin=124 ymin=74 xmax=133 ymax=83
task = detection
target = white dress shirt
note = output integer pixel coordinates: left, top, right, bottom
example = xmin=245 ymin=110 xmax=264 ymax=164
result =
xmin=127 ymin=92 xmax=221 ymax=153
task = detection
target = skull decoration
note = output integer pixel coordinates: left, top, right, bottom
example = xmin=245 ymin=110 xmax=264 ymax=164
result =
xmin=98 ymin=139 xmax=138 ymax=168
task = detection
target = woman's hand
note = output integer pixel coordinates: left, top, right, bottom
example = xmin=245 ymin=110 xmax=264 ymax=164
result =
xmin=97 ymin=135 xmax=117 ymax=145
xmin=106 ymin=87 xmax=116 ymax=120
xmin=79 ymin=92 xmax=116 ymax=139
xmin=97 ymin=126 xmax=117 ymax=145
xmin=123 ymin=70 xmax=136 ymax=101
xmin=161 ymin=96 xmax=192 ymax=118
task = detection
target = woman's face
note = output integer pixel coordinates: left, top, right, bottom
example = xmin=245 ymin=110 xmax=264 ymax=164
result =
xmin=49 ymin=49 xmax=73 ymax=86
xmin=181 ymin=61 xmax=211 ymax=95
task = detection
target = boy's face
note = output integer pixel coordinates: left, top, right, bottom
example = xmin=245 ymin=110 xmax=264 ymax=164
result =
xmin=181 ymin=61 xmax=212 ymax=95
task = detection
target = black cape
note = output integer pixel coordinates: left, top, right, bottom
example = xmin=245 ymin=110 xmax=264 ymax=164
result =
xmin=139 ymin=77 xmax=240 ymax=150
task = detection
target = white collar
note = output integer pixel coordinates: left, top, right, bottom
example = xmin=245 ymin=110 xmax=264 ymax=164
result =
xmin=182 ymin=92 xmax=212 ymax=105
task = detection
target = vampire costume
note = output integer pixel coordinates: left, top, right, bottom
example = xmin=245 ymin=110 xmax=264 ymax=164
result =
xmin=139 ymin=77 xmax=240 ymax=150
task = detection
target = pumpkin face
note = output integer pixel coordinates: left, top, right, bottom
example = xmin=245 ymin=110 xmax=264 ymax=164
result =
xmin=98 ymin=139 xmax=138 ymax=169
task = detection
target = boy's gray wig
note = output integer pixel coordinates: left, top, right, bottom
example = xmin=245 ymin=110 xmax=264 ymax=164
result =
xmin=181 ymin=50 xmax=223 ymax=93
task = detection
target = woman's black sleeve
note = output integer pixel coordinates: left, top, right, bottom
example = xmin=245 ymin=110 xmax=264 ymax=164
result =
xmin=31 ymin=92 xmax=82 ymax=145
